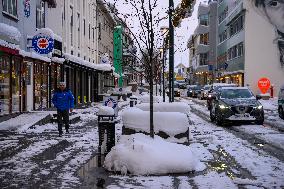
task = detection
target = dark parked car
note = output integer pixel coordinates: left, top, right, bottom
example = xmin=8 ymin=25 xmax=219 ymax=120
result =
xmin=166 ymin=84 xmax=181 ymax=97
xmin=187 ymin=85 xmax=197 ymax=97
xmin=191 ymin=85 xmax=202 ymax=98
xmin=176 ymin=81 xmax=187 ymax=89
xmin=209 ymin=87 xmax=264 ymax=126
xmin=207 ymin=83 xmax=238 ymax=110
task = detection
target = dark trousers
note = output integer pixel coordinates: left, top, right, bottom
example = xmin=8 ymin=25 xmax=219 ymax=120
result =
xmin=57 ymin=109 xmax=70 ymax=134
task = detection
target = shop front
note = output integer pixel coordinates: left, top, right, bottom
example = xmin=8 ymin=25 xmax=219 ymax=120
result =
xmin=63 ymin=59 xmax=98 ymax=106
xmin=216 ymin=71 xmax=244 ymax=86
xmin=0 ymin=47 xmax=27 ymax=116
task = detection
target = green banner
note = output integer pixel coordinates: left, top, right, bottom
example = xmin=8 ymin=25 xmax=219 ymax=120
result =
xmin=113 ymin=26 xmax=123 ymax=87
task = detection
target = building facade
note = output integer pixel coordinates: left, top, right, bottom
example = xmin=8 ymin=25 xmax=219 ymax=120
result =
xmin=0 ymin=0 xmax=122 ymax=118
xmin=0 ymin=0 xmax=62 ymax=116
xmin=216 ymin=0 xmax=245 ymax=86
xmin=216 ymin=0 xmax=284 ymax=95
xmin=187 ymin=1 xmax=217 ymax=85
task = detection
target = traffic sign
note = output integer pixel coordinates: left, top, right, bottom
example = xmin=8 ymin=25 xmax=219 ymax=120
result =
xmin=258 ymin=78 xmax=271 ymax=94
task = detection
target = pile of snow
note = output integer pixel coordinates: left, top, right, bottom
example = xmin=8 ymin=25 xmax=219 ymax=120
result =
xmin=51 ymin=57 xmax=65 ymax=64
xmin=113 ymin=71 xmax=120 ymax=78
xmin=0 ymin=39 xmax=19 ymax=50
xmin=136 ymin=102 xmax=190 ymax=114
xmin=98 ymin=106 xmax=114 ymax=116
xmin=104 ymin=133 xmax=205 ymax=175
xmin=19 ymin=50 xmax=51 ymax=62
xmin=0 ymin=23 xmax=21 ymax=42
xmin=259 ymin=98 xmax=278 ymax=111
xmin=122 ymin=108 xmax=190 ymax=137
xmin=139 ymin=94 xmax=160 ymax=103
xmin=64 ymin=53 xmax=113 ymax=71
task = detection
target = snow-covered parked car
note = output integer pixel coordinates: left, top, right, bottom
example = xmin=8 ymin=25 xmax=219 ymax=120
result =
xmin=210 ymin=87 xmax=264 ymax=126
xmin=278 ymin=84 xmax=284 ymax=119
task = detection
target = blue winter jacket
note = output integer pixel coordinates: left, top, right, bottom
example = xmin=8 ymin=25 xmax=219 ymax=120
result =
xmin=52 ymin=89 xmax=75 ymax=111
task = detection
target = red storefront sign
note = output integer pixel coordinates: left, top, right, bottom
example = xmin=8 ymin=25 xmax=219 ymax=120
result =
xmin=0 ymin=45 xmax=19 ymax=55
xmin=258 ymin=78 xmax=271 ymax=94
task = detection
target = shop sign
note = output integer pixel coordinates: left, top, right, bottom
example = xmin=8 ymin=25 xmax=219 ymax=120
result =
xmin=52 ymin=39 xmax=62 ymax=57
xmin=258 ymin=78 xmax=271 ymax=94
xmin=24 ymin=0 xmax=31 ymax=17
xmin=103 ymin=96 xmax=118 ymax=116
xmin=0 ymin=46 xmax=19 ymax=55
xmin=32 ymin=34 xmax=54 ymax=54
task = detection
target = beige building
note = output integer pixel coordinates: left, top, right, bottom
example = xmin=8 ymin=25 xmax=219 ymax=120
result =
xmin=216 ymin=0 xmax=284 ymax=96
xmin=243 ymin=1 xmax=284 ymax=96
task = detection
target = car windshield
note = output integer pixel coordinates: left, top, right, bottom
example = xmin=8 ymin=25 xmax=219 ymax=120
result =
xmin=204 ymin=86 xmax=211 ymax=90
xmin=193 ymin=86 xmax=202 ymax=90
xmin=220 ymin=89 xmax=254 ymax=99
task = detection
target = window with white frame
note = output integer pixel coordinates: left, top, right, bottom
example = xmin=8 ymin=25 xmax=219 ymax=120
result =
xmin=36 ymin=1 xmax=45 ymax=28
xmin=77 ymin=13 xmax=80 ymax=48
xmin=70 ymin=6 xmax=73 ymax=46
xmin=2 ymin=0 xmax=17 ymax=17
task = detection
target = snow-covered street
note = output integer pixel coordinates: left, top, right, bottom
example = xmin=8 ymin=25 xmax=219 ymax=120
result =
xmin=0 ymin=98 xmax=283 ymax=188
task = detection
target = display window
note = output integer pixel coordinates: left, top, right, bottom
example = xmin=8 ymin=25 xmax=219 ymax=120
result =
xmin=34 ymin=62 xmax=48 ymax=110
xmin=0 ymin=56 xmax=10 ymax=115
xmin=11 ymin=58 xmax=21 ymax=113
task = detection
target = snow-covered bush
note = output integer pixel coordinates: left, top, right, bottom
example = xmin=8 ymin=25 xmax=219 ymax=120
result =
xmin=136 ymin=102 xmax=190 ymax=114
xmin=104 ymin=133 xmax=205 ymax=175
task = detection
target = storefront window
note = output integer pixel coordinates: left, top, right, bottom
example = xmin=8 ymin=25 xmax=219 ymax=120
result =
xmin=0 ymin=56 xmax=10 ymax=115
xmin=34 ymin=63 xmax=48 ymax=110
xmin=11 ymin=58 xmax=21 ymax=113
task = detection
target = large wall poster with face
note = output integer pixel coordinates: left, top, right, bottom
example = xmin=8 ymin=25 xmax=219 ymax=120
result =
xmin=252 ymin=0 xmax=284 ymax=66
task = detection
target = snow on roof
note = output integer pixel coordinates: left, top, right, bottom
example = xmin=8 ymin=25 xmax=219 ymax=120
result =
xmin=19 ymin=50 xmax=51 ymax=62
xmin=136 ymin=102 xmax=190 ymax=114
xmin=95 ymin=63 xmax=113 ymax=71
xmin=51 ymin=57 xmax=65 ymax=64
xmin=212 ymin=83 xmax=238 ymax=87
xmin=104 ymin=133 xmax=205 ymax=175
xmin=35 ymin=27 xmax=62 ymax=42
xmin=0 ymin=39 xmax=19 ymax=50
xmin=113 ymin=71 xmax=120 ymax=78
xmin=0 ymin=22 xmax=21 ymax=42
xmin=122 ymin=108 xmax=190 ymax=137
xmin=220 ymin=70 xmax=244 ymax=77
xmin=221 ymin=87 xmax=249 ymax=90
xmin=64 ymin=53 xmax=114 ymax=71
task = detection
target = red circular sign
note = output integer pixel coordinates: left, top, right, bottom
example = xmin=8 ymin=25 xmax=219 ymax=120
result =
xmin=258 ymin=78 xmax=271 ymax=94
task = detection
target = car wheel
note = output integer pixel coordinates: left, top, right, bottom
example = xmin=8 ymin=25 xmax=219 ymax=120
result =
xmin=279 ymin=106 xmax=284 ymax=119
xmin=256 ymin=119 xmax=264 ymax=125
xmin=215 ymin=109 xmax=224 ymax=126
xmin=210 ymin=108 xmax=215 ymax=122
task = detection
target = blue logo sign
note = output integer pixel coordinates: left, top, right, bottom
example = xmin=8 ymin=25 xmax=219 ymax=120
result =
xmin=32 ymin=34 xmax=54 ymax=54
xmin=104 ymin=97 xmax=117 ymax=109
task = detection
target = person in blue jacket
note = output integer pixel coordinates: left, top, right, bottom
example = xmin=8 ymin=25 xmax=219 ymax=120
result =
xmin=52 ymin=82 xmax=74 ymax=136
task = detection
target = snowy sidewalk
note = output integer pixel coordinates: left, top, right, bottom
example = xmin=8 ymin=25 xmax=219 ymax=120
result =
xmin=0 ymin=111 xmax=55 ymax=131
xmin=0 ymin=106 xmax=100 ymax=188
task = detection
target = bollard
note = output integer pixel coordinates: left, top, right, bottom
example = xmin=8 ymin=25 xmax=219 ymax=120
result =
xmin=98 ymin=115 xmax=116 ymax=155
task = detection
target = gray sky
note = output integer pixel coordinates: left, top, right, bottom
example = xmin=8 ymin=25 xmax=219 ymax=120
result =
xmin=107 ymin=0 xmax=207 ymax=67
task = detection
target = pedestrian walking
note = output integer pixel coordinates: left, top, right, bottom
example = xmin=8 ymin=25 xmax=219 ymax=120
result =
xmin=52 ymin=82 xmax=75 ymax=137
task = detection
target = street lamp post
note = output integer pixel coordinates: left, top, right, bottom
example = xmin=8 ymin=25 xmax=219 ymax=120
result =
xmin=160 ymin=27 xmax=169 ymax=102
xmin=169 ymin=0 xmax=174 ymax=102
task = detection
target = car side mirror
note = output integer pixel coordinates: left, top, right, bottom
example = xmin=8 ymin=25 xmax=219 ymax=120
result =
xmin=256 ymin=95 xmax=262 ymax=100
